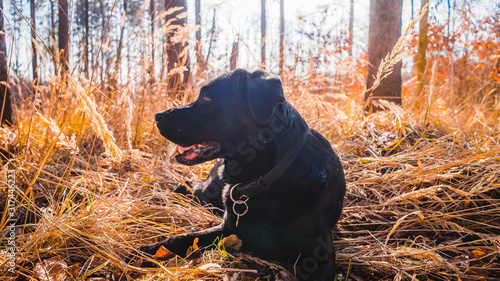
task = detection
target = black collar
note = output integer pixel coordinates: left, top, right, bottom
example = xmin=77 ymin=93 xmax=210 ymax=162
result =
xmin=230 ymin=122 xmax=309 ymax=201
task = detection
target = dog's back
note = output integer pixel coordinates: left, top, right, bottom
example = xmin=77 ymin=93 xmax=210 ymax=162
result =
xmin=304 ymin=129 xmax=346 ymax=228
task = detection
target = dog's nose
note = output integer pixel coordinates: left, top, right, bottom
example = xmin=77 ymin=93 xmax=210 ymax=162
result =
xmin=155 ymin=112 xmax=162 ymax=122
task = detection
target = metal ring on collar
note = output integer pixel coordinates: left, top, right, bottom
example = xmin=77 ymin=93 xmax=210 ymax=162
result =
xmin=229 ymin=184 xmax=250 ymax=204
xmin=232 ymin=200 xmax=249 ymax=217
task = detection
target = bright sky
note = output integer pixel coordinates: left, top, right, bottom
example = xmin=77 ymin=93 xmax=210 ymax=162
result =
xmin=189 ymin=0 xmax=498 ymax=74
xmin=188 ymin=0 xmax=372 ymax=71
xmin=3 ymin=0 xmax=498 ymax=80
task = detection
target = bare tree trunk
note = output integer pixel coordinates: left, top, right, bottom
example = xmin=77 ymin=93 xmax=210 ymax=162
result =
xmin=99 ymin=0 xmax=105 ymax=83
xmin=49 ymin=0 xmax=57 ymax=75
xmin=365 ymin=0 xmax=403 ymax=108
xmin=206 ymin=9 xmax=216 ymax=64
xmin=348 ymin=0 xmax=354 ymax=57
xmin=160 ymin=15 xmax=166 ymax=83
xmin=230 ymin=38 xmax=238 ymax=71
xmin=411 ymin=0 xmax=414 ymax=19
xmin=447 ymin=0 xmax=450 ymax=35
xmin=195 ymin=0 xmax=205 ymax=78
xmin=31 ymin=0 xmax=38 ymax=84
xmin=58 ymin=0 xmax=69 ymax=74
xmin=84 ymin=0 xmax=89 ymax=79
xmin=195 ymin=0 xmax=201 ymax=48
xmin=416 ymin=0 xmax=429 ymax=89
xmin=13 ymin=1 xmax=21 ymax=76
xmin=149 ymin=0 xmax=156 ymax=84
xmin=115 ymin=0 xmax=127 ymax=84
xmin=279 ymin=0 xmax=284 ymax=77
xmin=261 ymin=0 xmax=266 ymax=69
xmin=0 ymin=1 xmax=13 ymax=126
xmin=165 ymin=0 xmax=190 ymax=98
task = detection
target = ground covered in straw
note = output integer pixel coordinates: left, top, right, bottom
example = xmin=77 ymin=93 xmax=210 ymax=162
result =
xmin=1 ymin=85 xmax=499 ymax=281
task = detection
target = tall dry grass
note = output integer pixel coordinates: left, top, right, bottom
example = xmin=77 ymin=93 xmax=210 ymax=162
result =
xmin=1 ymin=2 xmax=499 ymax=281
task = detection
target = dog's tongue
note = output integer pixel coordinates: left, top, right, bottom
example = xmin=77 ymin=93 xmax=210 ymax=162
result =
xmin=169 ymin=144 xmax=196 ymax=158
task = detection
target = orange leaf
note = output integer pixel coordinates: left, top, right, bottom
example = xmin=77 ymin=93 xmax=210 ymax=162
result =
xmin=418 ymin=212 xmax=425 ymax=220
xmin=186 ymin=246 xmax=193 ymax=256
xmin=66 ymin=263 xmax=80 ymax=278
xmin=185 ymin=237 xmax=200 ymax=256
xmin=192 ymin=237 xmax=199 ymax=251
xmin=464 ymin=200 xmax=470 ymax=209
xmin=471 ymin=247 xmax=487 ymax=256
xmin=154 ymin=245 xmax=176 ymax=259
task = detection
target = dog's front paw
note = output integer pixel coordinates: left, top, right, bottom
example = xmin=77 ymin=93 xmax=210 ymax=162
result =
xmin=173 ymin=182 xmax=193 ymax=195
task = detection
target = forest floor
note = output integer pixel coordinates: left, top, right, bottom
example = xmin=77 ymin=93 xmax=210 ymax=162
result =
xmin=1 ymin=80 xmax=500 ymax=281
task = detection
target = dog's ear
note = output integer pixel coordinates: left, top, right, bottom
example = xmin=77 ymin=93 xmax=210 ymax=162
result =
xmin=247 ymin=70 xmax=285 ymax=124
xmin=231 ymin=69 xmax=249 ymax=99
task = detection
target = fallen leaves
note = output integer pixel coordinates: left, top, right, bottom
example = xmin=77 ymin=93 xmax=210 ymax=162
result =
xmin=221 ymin=235 xmax=242 ymax=251
xmin=154 ymin=245 xmax=176 ymax=259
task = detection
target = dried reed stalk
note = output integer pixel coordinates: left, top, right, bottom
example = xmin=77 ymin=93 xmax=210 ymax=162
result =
xmin=67 ymin=77 xmax=122 ymax=161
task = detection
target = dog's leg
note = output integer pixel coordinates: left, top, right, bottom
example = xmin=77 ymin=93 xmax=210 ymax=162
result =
xmin=173 ymin=181 xmax=193 ymax=195
xmin=317 ymin=254 xmax=337 ymax=281
xmin=293 ymin=254 xmax=336 ymax=281
xmin=136 ymin=224 xmax=227 ymax=265
xmin=173 ymin=161 xmax=225 ymax=214
xmin=291 ymin=234 xmax=337 ymax=281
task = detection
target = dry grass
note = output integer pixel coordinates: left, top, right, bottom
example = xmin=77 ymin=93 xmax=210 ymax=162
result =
xmin=1 ymin=70 xmax=499 ymax=280
xmin=1 ymin=3 xmax=500 ymax=281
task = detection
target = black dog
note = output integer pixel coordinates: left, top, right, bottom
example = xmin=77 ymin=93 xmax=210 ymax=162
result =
xmin=142 ymin=69 xmax=346 ymax=280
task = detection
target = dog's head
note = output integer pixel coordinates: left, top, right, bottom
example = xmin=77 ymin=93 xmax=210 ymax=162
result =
xmin=155 ymin=69 xmax=286 ymax=165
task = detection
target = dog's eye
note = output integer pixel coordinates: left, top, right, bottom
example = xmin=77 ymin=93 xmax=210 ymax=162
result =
xmin=201 ymin=93 xmax=212 ymax=102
